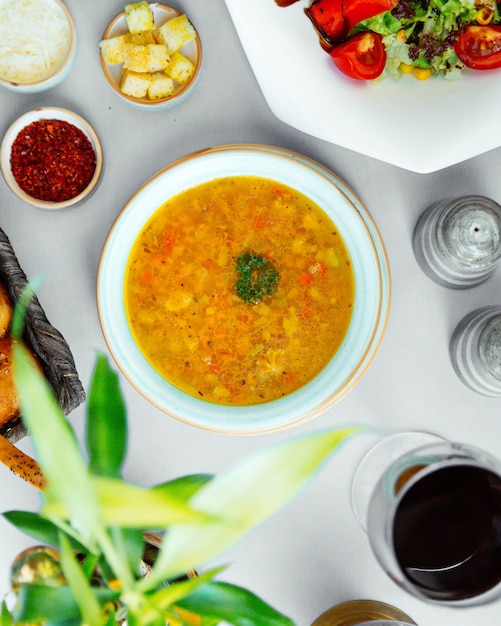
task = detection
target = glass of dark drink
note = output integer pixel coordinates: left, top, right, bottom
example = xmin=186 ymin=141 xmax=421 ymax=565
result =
xmin=352 ymin=433 xmax=501 ymax=605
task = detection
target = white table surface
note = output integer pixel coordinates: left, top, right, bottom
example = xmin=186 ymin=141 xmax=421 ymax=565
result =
xmin=1 ymin=1 xmax=501 ymax=625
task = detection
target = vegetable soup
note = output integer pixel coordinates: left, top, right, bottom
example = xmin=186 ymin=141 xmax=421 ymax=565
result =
xmin=125 ymin=176 xmax=354 ymax=405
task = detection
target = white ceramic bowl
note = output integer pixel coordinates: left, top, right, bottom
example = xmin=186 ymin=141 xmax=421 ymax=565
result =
xmin=0 ymin=107 xmax=103 ymax=210
xmin=100 ymin=3 xmax=202 ymax=109
xmin=225 ymin=0 xmax=501 ymax=173
xmin=97 ymin=144 xmax=391 ymax=434
xmin=0 ymin=0 xmax=76 ymax=93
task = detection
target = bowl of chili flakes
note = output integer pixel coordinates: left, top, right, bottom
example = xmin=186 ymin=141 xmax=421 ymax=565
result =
xmin=0 ymin=107 xmax=103 ymax=210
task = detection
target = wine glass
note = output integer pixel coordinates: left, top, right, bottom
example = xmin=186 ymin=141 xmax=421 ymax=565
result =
xmin=351 ymin=433 xmax=501 ymax=606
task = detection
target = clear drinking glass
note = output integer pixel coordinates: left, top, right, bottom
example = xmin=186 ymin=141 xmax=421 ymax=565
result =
xmin=450 ymin=306 xmax=501 ymax=396
xmin=351 ymin=433 xmax=501 ymax=606
xmin=412 ymin=195 xmax=501 ymax=288
xmin=311 ymin=600 xmax=416 ymax=625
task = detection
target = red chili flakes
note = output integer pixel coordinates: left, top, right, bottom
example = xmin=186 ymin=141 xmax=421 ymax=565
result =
xmin=10 ymin=119 xmax=97 ymax=203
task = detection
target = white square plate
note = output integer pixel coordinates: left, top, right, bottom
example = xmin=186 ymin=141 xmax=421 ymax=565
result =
xmin=224 ymin=0 xmax=501 ymax=173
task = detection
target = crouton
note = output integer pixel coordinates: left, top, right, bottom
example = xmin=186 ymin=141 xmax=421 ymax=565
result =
xmin=145 ymin=43 xmax=170 ymax=72
xmin=124 ymin=1 xmax=154 ymax=34
xmin=123 ymin=42 xmax=149 ymax=72
xmin=120 ymin=68 xmax=152 ymax=97
xmin=99 ymin=34 xmax=127 ymax=64
xmin=147 ymin=72 xmax=175 ymax=100
xmin=126 ymin=30 xmax=155 ymax=45
xmin=166 ymin=50 xmax=195 ymax=84
xmin=101 ymin=4 xmax=198 ymax=102
xmin=154 ymin=14 xmax=196 ymax=53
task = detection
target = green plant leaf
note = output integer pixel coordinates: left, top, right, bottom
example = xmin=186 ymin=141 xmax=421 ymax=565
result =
xmin=152 ymin=474 xmax=214 ymax=501
xmin=151 ymin=567 xmax=223 ymax=610
xmin=59 ymin=533 xmax=102 ymax=626
xmin=92 ymin=476 xmax=214 ymax=527
xmin=176 ymin=581 xmax=295 ymax=626
xmin=111 ymin=527 xmax=145 ymax=578
xmin=102 ymin=612 xmax=118 ymax=626
xmin=13 ymin=584 xmax=83 ymax=622
xmin=3 ymin=511 xmax=87 ymax=553
xmin=45 ymin=619 xmax=82 ymax=626
xmin=198 ymin=617 xmax=220 ymax=626
xmin=80 ymin=552 xmax=101 ymax=581
xmin=12 ymin=341 xmax=100 ymax=541
xmin=0 ymin=601 xmax=13 ymax=626
xmin=87 ymin=354 xmax=127 ymax=478
xmin=13 ymin=584 xmax=119 ymax=623
xmin=126 ymin=610 xmax=141 ymax=626
xmin=145 ymin=426 xmax=363 ymax=585
xmin=131 ymin=567 xmax=223 ymax=625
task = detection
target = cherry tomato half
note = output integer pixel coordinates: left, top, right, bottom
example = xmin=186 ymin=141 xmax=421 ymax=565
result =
xmin=330 ymin=31 xmax=386 ymax=80
xmin=305 ymin=0 xmax=347 ymax=44
xmin=343 ymin=0 xmax=400 ymax=32
xmin=454 ymin=25 xmax=501 ymax=70
xmin=305 ymin=0 xmax=399 ymax=45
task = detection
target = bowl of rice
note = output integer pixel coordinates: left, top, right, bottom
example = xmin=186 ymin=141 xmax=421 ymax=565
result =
xmin=0 ymin=0 xmax=76 ymax=93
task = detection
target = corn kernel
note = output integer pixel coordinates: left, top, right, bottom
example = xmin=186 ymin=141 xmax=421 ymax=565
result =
xmin=476 ymin=7 xmax=494 ymax=24
xmin=396 ymin=29 xmax=408 ymax=43
xmin=412 ymin=67 xmax=432 ymax=80
xmin=399 ymin=62 xmax=414 ymax=74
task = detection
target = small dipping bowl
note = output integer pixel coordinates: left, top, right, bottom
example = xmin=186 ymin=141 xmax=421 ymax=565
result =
xmin=100 ymin=3 xmax=202 ymax=109
xmin=0 ymin=107 xmax=103 ymax=210
xmin=0 ymin=0 xmax=76 ymax=93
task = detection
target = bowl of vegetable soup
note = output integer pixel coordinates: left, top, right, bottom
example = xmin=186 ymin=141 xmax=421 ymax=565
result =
xmin=97 ymin=144 xmax=390 ymax=434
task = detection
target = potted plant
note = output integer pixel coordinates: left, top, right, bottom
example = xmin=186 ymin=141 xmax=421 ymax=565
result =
xmin=1 ymin=293 xmax=364 ymax=626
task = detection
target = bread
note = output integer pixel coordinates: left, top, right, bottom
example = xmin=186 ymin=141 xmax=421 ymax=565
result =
xmin=127 ymin=30 xmax=155 ymax=45
xmin=120 ymin=68 xmax=152 ymax=97
xmin=145 ymin=44 xmax=170 ymax=72
xmin=0 ymin=332 xmax=47 ymax=489
xmin=0 ymin=338 xmax=20 ymax=428
xmin=153 ymin=14 xmax=196 ymax=53
xmin=123 ymin=42 xmax=150 ymax=72
xmin=147 ymin=73 xmax=174 ymax=100
xmin=0 ymin=435 xmax=45 ymax=490
xmin=166 ymin=51 xmax=194 ymax=84
xmin=99 ymin=34 xmax=127 ymax=64
xmin=0 ymin=282 xmax=12 ymax=337
xmin=124 ymin=1 xmax=154 ymax=34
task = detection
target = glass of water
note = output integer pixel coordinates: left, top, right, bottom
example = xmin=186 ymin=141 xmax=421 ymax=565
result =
xmin=413 ymin=195 xmax=501 ymax=288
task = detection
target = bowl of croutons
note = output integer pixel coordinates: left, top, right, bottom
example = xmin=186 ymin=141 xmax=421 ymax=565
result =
xmin=99 ymin=2 xmax=201 ymax=108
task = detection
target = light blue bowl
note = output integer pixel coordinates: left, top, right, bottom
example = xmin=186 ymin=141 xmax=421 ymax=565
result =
xmin=97 ymin=145 xmax=391 ymax=434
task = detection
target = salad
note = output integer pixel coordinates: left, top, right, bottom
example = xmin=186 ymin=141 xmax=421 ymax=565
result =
xmin=276 ymin=0 xmax=501 ymax=81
